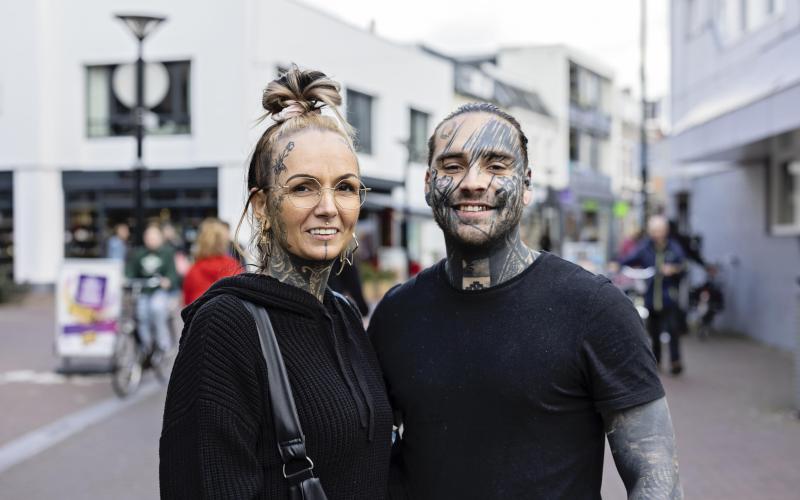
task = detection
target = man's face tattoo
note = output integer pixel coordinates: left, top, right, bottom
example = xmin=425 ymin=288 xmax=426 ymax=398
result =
xmin=426 ymin=113 xmax=531 ymax=249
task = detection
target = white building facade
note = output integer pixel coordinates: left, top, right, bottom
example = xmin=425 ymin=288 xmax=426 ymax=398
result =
xmin=0 ymin=0 xmax=453 ymax=286
xmin=494 ymin=45 xmax=639 ymax=259
xmin=668 ymin=0 xmax=800 ymax=349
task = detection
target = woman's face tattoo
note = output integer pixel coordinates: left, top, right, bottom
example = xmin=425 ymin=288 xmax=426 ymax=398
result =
xmin=426 ymin=112 xmax=531 ymax=249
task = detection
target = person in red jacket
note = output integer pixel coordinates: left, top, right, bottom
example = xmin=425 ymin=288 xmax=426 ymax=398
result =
xmin=182 ymin=218 xmax=241 ymax=304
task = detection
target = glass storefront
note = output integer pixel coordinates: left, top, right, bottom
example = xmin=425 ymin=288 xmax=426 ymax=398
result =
xmin=63 ymin=167 xmax=218 ymax=258
xmin=0 ymin=172 xmax=13 ymax=280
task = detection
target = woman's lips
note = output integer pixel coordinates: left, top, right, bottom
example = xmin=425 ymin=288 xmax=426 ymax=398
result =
xmin=306 ymin=228 xmax=339 ymax=241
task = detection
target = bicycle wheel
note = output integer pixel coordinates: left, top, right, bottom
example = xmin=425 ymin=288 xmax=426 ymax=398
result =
xmin=111 ymin=332 xmax=143 ymax=398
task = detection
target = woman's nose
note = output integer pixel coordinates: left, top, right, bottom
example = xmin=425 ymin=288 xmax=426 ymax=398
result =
xmin=314 ymin=188 xmax=338 ymax=216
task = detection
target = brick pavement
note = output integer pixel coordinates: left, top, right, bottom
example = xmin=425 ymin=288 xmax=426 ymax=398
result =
xmin=602 ymin=334 xmax=800 ymax=499
xmin=3 ymin=293 xmax=800 ymax=498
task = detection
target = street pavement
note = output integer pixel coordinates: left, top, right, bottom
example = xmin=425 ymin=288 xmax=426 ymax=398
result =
xmin=1 ymin=292 xmax=799 ymax=499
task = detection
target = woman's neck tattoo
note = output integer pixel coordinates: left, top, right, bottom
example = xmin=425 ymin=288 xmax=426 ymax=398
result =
xmin=445 ymin=230 xmax=539 ymax=290
xmin=263 ymin=239 xmax=333 ymax=302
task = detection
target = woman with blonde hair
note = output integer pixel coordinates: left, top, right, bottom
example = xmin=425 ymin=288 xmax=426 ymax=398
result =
xmin=181 ymin=217 xmax=240 ymax=305
xmin=160 ymin=67 xmax=392 ymax=499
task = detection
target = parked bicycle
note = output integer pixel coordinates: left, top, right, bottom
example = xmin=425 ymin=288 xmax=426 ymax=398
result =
xmin=111 ymin=276 xmax=179 ymax=397
xmin=608 ymin=265 xmax=656 ymax=321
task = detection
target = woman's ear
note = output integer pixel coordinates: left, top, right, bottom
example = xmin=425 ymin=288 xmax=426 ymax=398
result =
xmin=251 ymin=189 xmax=271 ymax=230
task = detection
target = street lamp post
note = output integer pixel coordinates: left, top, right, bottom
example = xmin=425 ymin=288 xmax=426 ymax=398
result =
xmin=114 ymin=14 xmax=167 ymax=244
xmin=639 ymin=0 xmax=649 ymax=228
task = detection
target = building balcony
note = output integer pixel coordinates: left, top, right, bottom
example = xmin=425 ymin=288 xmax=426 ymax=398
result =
xmin=569 ymin=104 xmax=611 ymax=139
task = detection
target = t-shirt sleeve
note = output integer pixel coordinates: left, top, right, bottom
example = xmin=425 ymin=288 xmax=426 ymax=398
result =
xmin=580 ymin=281 xmax=665 ymax=413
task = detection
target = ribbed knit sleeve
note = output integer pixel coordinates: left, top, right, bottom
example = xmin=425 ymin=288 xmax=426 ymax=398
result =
xmin=160 ymin=294 xmax=266 ymax=499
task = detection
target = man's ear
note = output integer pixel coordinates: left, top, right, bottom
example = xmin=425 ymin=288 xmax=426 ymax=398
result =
xmin=424 ymin=169 xmax=433 ymax=207
xmin=522 ymin=168 xmax=533 ymax=206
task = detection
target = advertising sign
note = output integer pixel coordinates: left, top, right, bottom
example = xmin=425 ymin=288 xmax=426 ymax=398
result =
xmin=56 ymin=259 xmax=124 ymax=358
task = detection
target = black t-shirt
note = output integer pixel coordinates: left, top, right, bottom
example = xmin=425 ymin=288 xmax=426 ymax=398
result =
xmin=368 ymin=252 xmax=664 ymax=499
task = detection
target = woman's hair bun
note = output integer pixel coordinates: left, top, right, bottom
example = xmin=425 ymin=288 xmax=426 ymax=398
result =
xmin=262 ymin=65 xmax=343 ymax=117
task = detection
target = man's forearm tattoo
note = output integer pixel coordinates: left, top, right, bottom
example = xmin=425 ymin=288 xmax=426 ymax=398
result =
xmin=605 ymin=397 xmax=683 ymax=499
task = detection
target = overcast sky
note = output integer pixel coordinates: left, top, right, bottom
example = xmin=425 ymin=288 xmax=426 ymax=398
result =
xmin=299 ymin=0 xmax=671 ymax=99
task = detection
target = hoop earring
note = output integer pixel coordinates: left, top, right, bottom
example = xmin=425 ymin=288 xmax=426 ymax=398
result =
xmin=336 ymin=233 xmax=359 ymax=275
xmin=259 ymin=225 xmax=273 ymax=259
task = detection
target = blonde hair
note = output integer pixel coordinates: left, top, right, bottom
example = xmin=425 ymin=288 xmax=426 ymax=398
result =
xmin=235 ymin=65 xmax=357 ymax=270
xmin=195 ymin=218 xmax=230 ymax=260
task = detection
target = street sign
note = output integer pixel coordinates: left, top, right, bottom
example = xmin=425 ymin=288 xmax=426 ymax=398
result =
xmin=55 ymin=259 xmax=124 ymax=359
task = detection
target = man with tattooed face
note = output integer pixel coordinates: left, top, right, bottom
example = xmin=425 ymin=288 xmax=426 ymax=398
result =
xmin=369 ymin=103 xmax=682 ymax=499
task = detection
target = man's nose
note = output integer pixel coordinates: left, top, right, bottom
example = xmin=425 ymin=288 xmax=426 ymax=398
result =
xmin=458 ymin=164 xmax=488 ymax=192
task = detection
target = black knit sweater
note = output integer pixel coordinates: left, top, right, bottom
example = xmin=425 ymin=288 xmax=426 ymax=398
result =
xmin=159 ymin=273 xmax=392 ymax=499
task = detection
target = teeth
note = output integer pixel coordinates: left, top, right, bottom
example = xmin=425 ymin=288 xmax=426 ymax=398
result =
xmin=460 ymin=205 xmax=488 ymax=212
xmin=310 ymin=228 xmax=337 ymax=235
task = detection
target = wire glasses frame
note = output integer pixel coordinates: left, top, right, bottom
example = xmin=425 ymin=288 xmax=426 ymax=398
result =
xmin=270 ymin=177 xmax=371 ymax=210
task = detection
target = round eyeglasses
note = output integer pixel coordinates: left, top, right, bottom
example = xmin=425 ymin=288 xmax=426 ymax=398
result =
xmin=273 ymin=177 xmax=370 ymax=210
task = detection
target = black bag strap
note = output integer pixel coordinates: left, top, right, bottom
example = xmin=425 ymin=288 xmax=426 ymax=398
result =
xmin=239 ymin=299 xmax=316 ymax=485
xmin=330 ymin=290 xmax=361 ymax=323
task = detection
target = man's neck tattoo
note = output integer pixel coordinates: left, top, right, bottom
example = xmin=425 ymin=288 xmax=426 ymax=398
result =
xmin=264 ymin=242 xmax=333 ymax=302
xmin=444 ymin=230 xmax=539 ymax=290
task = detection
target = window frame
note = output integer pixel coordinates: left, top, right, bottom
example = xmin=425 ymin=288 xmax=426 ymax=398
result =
xmin=346 ymin=88 xmax=374 ymax=155
xmin=769 ymin=156 xmax=800 ymax=236
xmin=85 ymin=60 xmax=192 ymax=139
xmin=408 ymin=108 xmax=429 ymax=164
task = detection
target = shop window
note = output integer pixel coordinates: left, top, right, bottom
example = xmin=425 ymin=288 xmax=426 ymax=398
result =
xmin=0 ymin=172 xmax=13 ymax=280
xmin=347 ymin=89 xmax=373 ymax=154
xmin=770 ymin=159 xmax=800 ymax=235
xmin=86 ymin=60 xmax=191 ymax=137
xmin=409 ymin=108 xmax=429 ymax=164
xmin=63 ymin=168 xmax=218 ymax=258
xmin=569 ymin=128 xmax=580 ymax=163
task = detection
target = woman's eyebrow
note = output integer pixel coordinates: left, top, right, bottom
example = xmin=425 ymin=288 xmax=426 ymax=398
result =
xmin=284 ymin=173 xmax=359 ymax=183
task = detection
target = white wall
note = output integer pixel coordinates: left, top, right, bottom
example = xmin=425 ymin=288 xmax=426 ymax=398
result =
xmin=0 ymin=0 xmax=454 ymax=284
xmin=246 ymin=0 xmax=453 ymax=205
xmin=671 ymin=0 xmax=800 ymax=133
xmin=496 ymin=46 xmax=570 ymax=189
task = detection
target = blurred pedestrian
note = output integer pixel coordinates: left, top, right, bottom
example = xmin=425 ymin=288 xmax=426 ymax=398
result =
xmin=182 ymin=218 xmax=241 ymax=305
xmin=105 ymin=223 xmax=130 ymax=261
xmin=160 ymin=67 xmax=391 ymax=499
xmin=617 ymin=225 xmax=643 ymax=261
xmin=620 ymin=215 xmax=686 ymax=374
xmin=126 ymin=224 xmax=178 ymax=353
